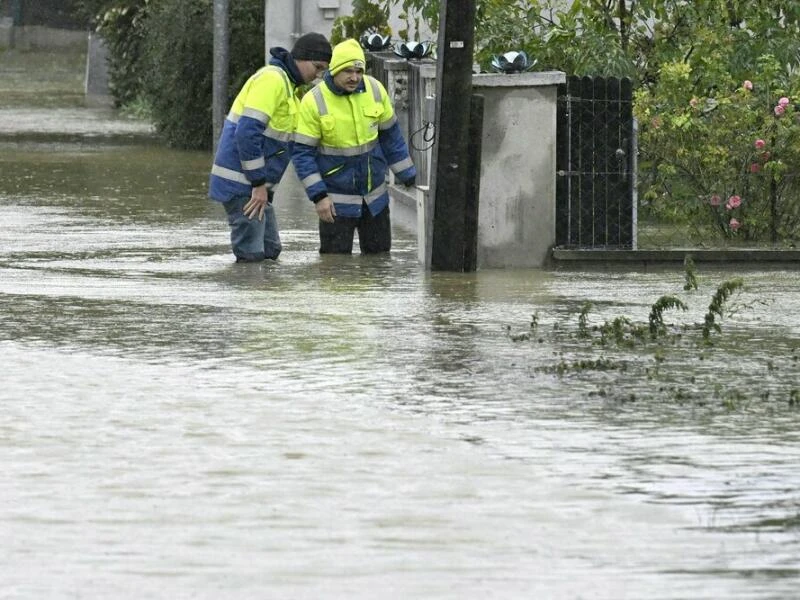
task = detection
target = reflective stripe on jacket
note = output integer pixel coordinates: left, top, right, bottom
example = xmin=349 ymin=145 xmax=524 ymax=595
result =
xmin=208 ymin=64 xmax=298 ymax=202
xmin=292 ymin=74 xmax=416 ymax=218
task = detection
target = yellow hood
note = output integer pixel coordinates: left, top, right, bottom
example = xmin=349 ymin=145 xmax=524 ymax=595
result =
xmin=329 ymin=39 xmax=367 ymax=75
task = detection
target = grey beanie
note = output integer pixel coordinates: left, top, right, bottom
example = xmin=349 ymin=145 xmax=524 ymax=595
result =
xmin=291 ymin=32 xmax=332 ymax=62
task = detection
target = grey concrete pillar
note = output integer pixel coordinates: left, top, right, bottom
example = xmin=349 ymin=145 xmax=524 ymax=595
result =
xmin=85 ymin=32 xmax=112 ymax=107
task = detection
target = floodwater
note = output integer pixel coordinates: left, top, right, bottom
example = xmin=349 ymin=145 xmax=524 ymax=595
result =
xmin=2 ymin=121 xmax=800 ymax=599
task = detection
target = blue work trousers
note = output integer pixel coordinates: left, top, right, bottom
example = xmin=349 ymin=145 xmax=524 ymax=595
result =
xmin=318 ymin=203 xmax=391 ymax=254
xmin=222 ymin=194 xmax=282 ymax=262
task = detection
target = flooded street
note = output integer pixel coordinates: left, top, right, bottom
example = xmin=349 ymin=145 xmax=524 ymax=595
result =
xmin=2 ymin=115 xmax=800 ymax=597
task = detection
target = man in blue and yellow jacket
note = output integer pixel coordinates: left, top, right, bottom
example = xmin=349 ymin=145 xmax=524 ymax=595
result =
xmin=292 ymin=38 xmax=416 ymax=254
xmin=209 ymin=33 xmax=332 ymax=262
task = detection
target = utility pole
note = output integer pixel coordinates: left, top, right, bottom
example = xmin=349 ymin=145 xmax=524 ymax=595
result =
xmin=212 ymin=0 xmax=229 ymax=152
xmin=429 ymin=0 xmax=481 ymax=272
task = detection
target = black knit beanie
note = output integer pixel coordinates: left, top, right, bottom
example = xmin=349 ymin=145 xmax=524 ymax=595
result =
xmin=291 ymin=33 xmax=332 ymax=63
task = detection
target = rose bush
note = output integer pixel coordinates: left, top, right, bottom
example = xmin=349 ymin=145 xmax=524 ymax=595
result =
xmin=635 ymin=53 xmax=800 ymax=244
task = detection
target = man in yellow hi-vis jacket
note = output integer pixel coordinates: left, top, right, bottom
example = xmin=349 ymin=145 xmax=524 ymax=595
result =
xmin=209 ymin=33 xmax=331 ymax=262
xmin=292 ymin=38 xmax=416 ymax=254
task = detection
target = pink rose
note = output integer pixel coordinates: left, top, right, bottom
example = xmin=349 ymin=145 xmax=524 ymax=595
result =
xmin=743 ymin=80 xmax=753 ymax=91
xmin=729 ymin=218 xmax=741 ymax=231
xmin=779 ymin=97 xmax=790 ymax=107
xmin=754 ymin=139 xmax=766 ymax=149
xmin=710 ymin=194 xmax=722 ymax=206
xmin=726 ymin=195 xmax=742 ymax=210
xmin=775 ymin=104 xmax=786 ymax=116
xmin=750 ymin=163 xmax=761 ymax=173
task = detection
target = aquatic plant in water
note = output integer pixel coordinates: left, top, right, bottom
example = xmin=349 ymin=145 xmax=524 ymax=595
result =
xmin=511 ymin=267 xmax=796 ymax=408
xmin=701 ymin=278 xmax=744 ymax=342
xmin=683 ymin=254 xmax=698 ymax=291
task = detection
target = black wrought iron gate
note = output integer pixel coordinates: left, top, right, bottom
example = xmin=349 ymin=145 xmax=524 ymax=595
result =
xmin=555 ymin=76 xmax=636 ymax=248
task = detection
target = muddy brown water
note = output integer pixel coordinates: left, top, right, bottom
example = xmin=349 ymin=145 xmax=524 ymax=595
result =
xmin=1 ymin=113 xmax=799 ymax=598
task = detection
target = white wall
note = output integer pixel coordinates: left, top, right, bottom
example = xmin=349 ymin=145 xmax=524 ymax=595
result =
xmin=263 ymin=0 xmax=433 ymax=57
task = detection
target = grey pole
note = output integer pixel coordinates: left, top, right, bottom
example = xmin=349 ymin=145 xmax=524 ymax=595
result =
xmin=212 ymin=0 xmax=229 ymax=152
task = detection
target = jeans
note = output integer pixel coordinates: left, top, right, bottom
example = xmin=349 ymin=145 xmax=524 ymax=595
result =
xmin=222 ymin=194 xmax=282 ymax=262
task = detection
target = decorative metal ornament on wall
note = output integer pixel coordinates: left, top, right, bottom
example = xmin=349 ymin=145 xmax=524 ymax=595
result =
xmin=490 ymin=51 xmax=536 ymax=74
xmin=360 ymin=33 xmax=392 ymax=52
xmin=393 ymin=41 xmax=434 ymax=60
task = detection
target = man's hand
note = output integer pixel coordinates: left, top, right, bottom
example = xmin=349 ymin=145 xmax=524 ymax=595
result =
xmin=315 ymin=196 xmax=336 ymax=223
xmin=243 ymin=184 xmax=269 ymax=221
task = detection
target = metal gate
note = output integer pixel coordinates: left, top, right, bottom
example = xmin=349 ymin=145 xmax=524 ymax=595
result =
xmin=555 ymin=76 xmax=636 ymax=248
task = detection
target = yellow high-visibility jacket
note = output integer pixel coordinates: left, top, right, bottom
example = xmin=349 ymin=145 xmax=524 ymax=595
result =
xmin=209 ymin=49 xmax=301 ymax=202
xmin=292 ymin=73 xmax=416 ymax=218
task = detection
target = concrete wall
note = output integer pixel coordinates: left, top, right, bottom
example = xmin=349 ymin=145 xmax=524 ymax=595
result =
xmin=389 ymin=69 xmax=566 ymax=269
xmin=85 ymin=31 xmax=112 ymax=107
xmin=472 ymin=72 xmax=565 ymax=268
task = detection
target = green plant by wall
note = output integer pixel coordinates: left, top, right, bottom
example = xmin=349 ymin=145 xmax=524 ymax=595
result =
xmin=85 ymin=0 xmax=263 ymax=149
xmin=140 ymin=0 xmax=213 ymax=150
xmin=330 ymin=0 xmax=435 ymax=44
xmin=73 ymin=0 xmax=120 ymax=26
xmin=96 ymin=1 xmax=149 ymax=109
xmin=330 ymin=0 xmax=390 ymax=45
xmin=141 ymin=0 xmax=263 ymax=150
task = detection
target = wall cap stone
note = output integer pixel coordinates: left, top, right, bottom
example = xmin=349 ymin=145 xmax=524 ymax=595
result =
xmin=473 ymin=71 xmax=566 ymax=88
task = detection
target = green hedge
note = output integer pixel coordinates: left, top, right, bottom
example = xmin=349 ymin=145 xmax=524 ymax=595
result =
xmin=141 ymin=0 xmax=215 ymax=150
xmin=97 ymin=1 xmax=148 ymax=109
xmin=94 ymin=0 xmax=264 ymax=150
